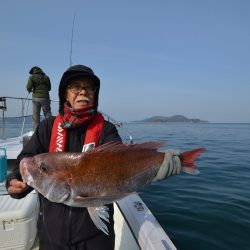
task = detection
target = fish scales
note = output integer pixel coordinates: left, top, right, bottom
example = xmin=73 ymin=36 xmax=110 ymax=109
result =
xmin=20 ymin=141 xmax=205 ymax=207
xmin=20 ymin=142 xmax=163 ymax=203
xmin=72 ymin=150 xmax=164 ymax=186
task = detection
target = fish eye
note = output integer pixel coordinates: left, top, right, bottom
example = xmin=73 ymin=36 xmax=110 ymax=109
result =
xmin=40 ymin=162 xmax=49 ymax=172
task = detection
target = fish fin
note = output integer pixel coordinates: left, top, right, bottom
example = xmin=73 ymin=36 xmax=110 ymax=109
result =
xmin=182 ymin=167 xmax=200 ymax=175
xmin=179 ymin=148 xmax=206 ymax=173
xmin=87 ymin=206 xmax=110 ymax=235
xmin=84 ymin=141 xmax=165 ymax=154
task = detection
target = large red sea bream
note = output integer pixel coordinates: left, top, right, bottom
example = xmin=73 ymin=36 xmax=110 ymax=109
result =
xmin=20 ymin=141 xmax=205 ymax=234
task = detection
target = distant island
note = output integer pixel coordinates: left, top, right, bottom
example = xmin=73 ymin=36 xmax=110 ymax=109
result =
xmin=133 ymin=115 xmax=208 ymax=123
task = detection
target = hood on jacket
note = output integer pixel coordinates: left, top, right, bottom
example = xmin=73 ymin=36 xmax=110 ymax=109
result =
xmin=29 ymin=66 xmax=44 ymax=75
xmin=58 ymin=64 xmax=100 ymax=115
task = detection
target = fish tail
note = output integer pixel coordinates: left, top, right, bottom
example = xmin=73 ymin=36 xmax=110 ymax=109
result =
xmin=179 ymin=148 xmax=206 ymax=175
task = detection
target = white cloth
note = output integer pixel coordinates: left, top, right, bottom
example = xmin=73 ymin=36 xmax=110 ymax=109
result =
xmin=153 ymin=149 xmax=182 ymax=182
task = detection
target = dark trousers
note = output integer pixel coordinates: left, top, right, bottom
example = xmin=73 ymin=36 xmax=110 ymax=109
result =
xmin=32 ymin=97 xmax=51 ymax=130
xmin=39 ymin=233 xmax=115 ymax=250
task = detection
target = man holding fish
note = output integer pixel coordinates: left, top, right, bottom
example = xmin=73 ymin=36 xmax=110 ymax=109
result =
xmin=7 ymin=65 xmax=123 ymax=250
xmin=6 ymin=64 xmax=205 ymax=250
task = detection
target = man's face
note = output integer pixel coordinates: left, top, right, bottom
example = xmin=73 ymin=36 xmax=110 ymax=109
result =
xmin=66 ymin=78 xmax=96 ymax=109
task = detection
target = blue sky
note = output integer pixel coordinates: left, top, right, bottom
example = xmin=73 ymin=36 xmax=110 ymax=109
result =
xmin=0 ymin=0 xmax=249 ymax=123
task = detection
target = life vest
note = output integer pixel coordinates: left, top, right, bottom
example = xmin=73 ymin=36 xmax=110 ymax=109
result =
xmin=49 ymin=112 xmax=104 ymax=152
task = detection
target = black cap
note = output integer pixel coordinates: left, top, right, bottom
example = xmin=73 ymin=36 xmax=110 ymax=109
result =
xmin=58 ymin=65 xmax=100 ymax=114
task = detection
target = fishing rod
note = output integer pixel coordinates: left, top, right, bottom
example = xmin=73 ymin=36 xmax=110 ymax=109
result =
xmin=68 ymin=11 xmax=133 ymax=144
xmin=20 ymin=92 xmax=30 ymax=141
xmin=101 ymin=111 xmax=133 ymax=144
xmin=69 ymin=10 xmax=77 ymax=66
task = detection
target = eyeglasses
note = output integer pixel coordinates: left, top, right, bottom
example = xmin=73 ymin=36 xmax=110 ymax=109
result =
xmin=68 ymin=84 xmax=96 ymax=94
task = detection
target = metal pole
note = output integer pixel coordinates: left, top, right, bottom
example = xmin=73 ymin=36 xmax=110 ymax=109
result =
xmin=0 ymin=97 xmax=6 ymax=137
xmin=22 ymin=99 xmax=24 ymax=117
xmin=20 ymin=93 xmax=30 ymax=141
xmin=1 ymin=109 xmax=4 ymax=137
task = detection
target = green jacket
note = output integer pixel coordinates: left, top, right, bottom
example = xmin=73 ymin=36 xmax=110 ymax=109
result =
xmin=26 ymin=67 xmax=51 ymax=99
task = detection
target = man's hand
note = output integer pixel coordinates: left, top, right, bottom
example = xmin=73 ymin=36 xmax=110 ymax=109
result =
xmin=8 ymin=179 xmax=28 ymax=194
xmin=153 ymin=150 xmax=182 ymax=182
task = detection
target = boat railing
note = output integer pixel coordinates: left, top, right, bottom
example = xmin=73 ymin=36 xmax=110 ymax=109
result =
xmin=0 ymin=96 xmax=133 ymax=143
xmin=0 ymin=96 xmax=59 ymax=140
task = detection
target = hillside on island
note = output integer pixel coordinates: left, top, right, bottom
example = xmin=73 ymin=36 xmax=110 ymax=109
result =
xmin=133 ymin=115 xmax=208 ymax=123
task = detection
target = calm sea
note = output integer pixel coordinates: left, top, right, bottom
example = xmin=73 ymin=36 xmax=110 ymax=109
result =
xmin=1 ymin=119 xmax=250 ymax=250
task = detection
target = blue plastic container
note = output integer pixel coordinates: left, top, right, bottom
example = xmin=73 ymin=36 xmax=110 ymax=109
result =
xmin=0 ymin=148 xmax=7 ymax=182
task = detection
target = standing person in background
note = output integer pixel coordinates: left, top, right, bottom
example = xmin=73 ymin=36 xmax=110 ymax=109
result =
xmin=26 ymin=66 xmax=52 ymax=130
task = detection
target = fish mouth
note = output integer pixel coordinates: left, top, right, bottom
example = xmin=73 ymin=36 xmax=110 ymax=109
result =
xmin=24 ymin=175 xmax=34 ymax=186
xmin=20 ymin=158 xmax=34 ymax=185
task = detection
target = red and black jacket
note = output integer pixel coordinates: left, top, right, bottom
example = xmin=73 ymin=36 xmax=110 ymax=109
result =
xmin=6 ymin=116 xmax=121 ymax=249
